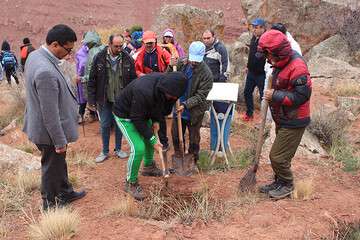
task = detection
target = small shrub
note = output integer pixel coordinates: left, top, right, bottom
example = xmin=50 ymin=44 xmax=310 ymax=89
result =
xmin=197 ymin=150 xmax=252 ymax=171
xmin=292 ymin=179 xmax=314 ymax=200
xmin=330 ymin=139 xmax=360 ymax=172
xmin=28 ymin=207 xmax=80 ymax=240
xmin=326 ymin=219 xmax=360 ymax=240
xmin=308 ymin=109 xmax=348 ymax=147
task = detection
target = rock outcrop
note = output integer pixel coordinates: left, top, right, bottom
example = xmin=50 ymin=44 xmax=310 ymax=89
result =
xmin=152 ymin=4 xmax=224 ymax=52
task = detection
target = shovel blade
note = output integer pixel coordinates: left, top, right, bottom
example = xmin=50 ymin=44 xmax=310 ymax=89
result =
xmin=171 ymin=153 xmax=194 ymax=176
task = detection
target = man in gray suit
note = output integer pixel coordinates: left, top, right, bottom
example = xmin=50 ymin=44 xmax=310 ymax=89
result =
xmin=23 ymin=24 xmax=86 ymax=210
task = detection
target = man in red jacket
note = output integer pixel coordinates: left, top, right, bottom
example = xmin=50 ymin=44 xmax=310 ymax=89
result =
xmin=135 ymin=31 xmax=171 ymax=77
xmin=257 ymin=30 xmax=312 ymax=199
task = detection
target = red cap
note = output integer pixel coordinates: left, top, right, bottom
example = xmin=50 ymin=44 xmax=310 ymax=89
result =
xmin=142 ymin=31 xmax=157 ymax=43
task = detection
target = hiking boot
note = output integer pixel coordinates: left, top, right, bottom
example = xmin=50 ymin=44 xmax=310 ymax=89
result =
xmin=259 ymin=180 xmax=281 ymax=194
xmin=142 ymin=162 xmax=163 ymax=177
xmin=268 ymin=183 xmax=294 ymax=199
xmin=115 ymin=150 xmax=128 ymax=159
xmin=124 ymin=181 xmax=145 ymax=201
xmin=95 ymin=152 xmax=109 ymax=163
xmin=241 ymin=113 xmax=253 ymax=122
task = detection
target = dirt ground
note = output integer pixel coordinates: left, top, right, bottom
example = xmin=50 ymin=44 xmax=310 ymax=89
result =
xmin=1 ymin=1 xmax=360 ymax=239
xmin=1 ymin=0 xmax=244 ymax=53
xmin=1 ymin=78 xmax=360 ymax=239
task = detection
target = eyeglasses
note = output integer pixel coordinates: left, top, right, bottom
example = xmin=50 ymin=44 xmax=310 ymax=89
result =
xmin=59 ymin=44 xmax=73 ymax=54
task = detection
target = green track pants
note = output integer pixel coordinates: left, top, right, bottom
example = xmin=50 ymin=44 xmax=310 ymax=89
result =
xmin=114 ymin=116 xmax=156 ymax=183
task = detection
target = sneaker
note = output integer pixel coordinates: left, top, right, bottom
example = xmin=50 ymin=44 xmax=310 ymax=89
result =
xmin=115 ymin=150 xmax=128 ymax=159
xmin=259 ymin=180 xmax=281 ymax=194
xmin=95 ymin=152 xmax=109 ymax=163
xmin=142 ymin=162 xmax=163 ymax=177
xmin=268 ymin=183 xmax=294 ymax=199
xmin=241 ymin=113 xmax=253 ymax=122
xmin=124 ymin=181 xmax=145 ymax=201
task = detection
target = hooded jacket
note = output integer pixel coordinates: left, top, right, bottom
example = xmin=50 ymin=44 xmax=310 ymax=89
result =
xmin=258 ymin=30 xmax=312 ymax=128
xmin=162 ymin=28 xmax=186 ymax=58
xmin=83 ymin=31 xmax=105 ymax=83
xmin=113 ymin=72 xmax=187 ymax=141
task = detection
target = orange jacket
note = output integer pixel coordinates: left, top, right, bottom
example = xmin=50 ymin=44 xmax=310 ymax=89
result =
xmin=135 ymin=45 xmax=171 ymax=76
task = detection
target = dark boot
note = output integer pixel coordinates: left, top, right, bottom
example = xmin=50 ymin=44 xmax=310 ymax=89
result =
xmin=124 ymin=181 xmax=145 ymax=201
xmin=259 ymin=176 xmax=280 ymax=194
xmin=142 ymin=162 xmax=163 ymax=177
xmin=268 ymin=182 xmax=294 ymax=199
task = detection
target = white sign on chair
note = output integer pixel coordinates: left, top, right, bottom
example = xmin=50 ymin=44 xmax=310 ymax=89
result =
xmin=206 ymin=82 xmax=239 ymax=102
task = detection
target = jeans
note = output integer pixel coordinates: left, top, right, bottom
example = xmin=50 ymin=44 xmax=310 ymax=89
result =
xmin=210 ymin=109 xmax=232 ymax=151
xmin=97 ymin=101 xmax=123 ymax=154
xmin=244 ymin=71 xmax=265 ymax=116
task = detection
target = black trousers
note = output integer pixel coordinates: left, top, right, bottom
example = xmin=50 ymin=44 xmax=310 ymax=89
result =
xmin=5 ymin=67 xmax=19 ymax=85
xmin=36 ymin=144 xmax=73 ymax=206
xmin=171 ymin=117 xmax=202 ymax=162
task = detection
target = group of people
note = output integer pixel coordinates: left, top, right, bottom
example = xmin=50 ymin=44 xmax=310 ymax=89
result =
xmin=0 ymin=38 xmax=35 ymax=84
xmin=21 ymin=16 xmax=312 ymax=210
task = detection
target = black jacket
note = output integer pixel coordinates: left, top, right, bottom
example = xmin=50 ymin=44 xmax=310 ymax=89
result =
xmin=113 ymin=72 xmax=187 ymax=141
xmin=247 ymin=35 xmax=266 ymax=75
xmin=87 ymin=47 xmax=137 ymax=105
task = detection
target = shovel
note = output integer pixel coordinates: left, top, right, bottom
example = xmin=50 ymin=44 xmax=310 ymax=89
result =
xmin=171 ymin=99 xmax=195 ymax=176
xmin=239 ymin=75 xmax=273 ymax=192
xmin=155 ymin=131 xmax=169 ymax=187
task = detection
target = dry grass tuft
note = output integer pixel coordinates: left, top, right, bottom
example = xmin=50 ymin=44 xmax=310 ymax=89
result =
xmin=0 ymin=221 xmax=7 ymax=238
xmin=96 ymin=26 xmax=124 ymax=45
xmin=333 ymin=81 xmax=360 ymax=97
xmin=68 ymin=151 xmax=95 ymax=168
xmin=28 ymin=207 xmax=80 ymax=240
xmin=0 ymin=170 xmax=39 ymax=213
xmin=106 ymin=196 xmax=139 ymax=217
xmin=16 ymin=170 xmax=40 ymax=193
xmin=292 ymin=179 xmax=314 ymax=200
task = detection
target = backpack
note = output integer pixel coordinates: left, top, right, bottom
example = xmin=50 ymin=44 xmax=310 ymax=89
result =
xmin=1 ymin=51 xmax=16 ymax=70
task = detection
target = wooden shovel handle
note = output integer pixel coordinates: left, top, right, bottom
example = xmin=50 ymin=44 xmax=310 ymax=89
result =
xmin=253 ymin=75 xmax=273 ymax=170
xmin=155 ymin=131 xmax=169 ymax=178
